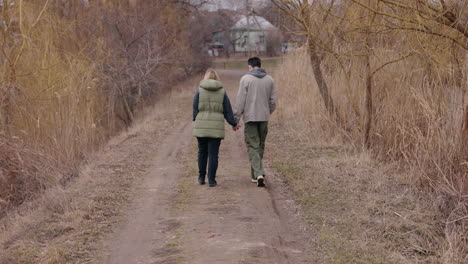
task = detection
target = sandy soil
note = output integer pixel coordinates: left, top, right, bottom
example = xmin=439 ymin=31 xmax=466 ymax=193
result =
xmin=100 ymin=70 xmax=319 ymax=264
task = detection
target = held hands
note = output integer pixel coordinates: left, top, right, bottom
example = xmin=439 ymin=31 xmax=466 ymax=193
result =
xmin=232 ymin=125 xmax=241 ymax=131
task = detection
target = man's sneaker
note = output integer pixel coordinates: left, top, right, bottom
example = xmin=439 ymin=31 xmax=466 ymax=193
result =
xmin=257 ymin=175 xmax=265 ymax=187
xmin=251 ymin=179 xmax=258 ymax=183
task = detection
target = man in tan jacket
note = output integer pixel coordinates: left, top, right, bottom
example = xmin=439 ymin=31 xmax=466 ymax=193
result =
xmin=234 ymin=57 xmax=277 ymax=187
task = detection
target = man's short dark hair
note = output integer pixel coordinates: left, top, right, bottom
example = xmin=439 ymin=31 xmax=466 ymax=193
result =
xmin=248 ymin=57 xmax=262 ymax=68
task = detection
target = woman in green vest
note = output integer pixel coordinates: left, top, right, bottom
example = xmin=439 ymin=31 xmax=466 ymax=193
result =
xmin=193 ymin=69 xmax=238 ymax=187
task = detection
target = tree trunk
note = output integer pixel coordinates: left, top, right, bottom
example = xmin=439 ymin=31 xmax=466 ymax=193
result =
xmin=463 ymin=105 xmax=468 ymax=159
xmin=364 ymin=53 xmax=373 ymax=149
xmin=364 ymin=0 xmax=375 ymax=149
xmin=1 ymin=67 xmax=17 ymax=135
xmin=308 ymin=48 xmax=338 ymax=118
xmin=118 ymin=86 xmax=134 ymax=126
xmin=0 ymin=87 xmax=11 ymax=134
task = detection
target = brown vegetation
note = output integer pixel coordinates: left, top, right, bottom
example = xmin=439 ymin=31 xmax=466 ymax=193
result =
xmin=464 ymin=106 xmax=468 ymax=158
xmin=272 ymin=0 xmax=467 ymax=262
xmin=0 ymin=0 xmax=210 ymax=217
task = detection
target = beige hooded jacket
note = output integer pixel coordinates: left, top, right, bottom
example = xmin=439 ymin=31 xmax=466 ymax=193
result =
xmin=234 ymin=68 xmax=277 ymax=123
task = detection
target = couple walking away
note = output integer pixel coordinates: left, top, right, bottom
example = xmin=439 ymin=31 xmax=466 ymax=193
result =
xmin=192 ymin=57 xmax=277 ymax=188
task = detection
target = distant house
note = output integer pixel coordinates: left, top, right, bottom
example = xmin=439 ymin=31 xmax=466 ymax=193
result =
xmin=208 ymin=30 xmax=226 ymax=56
xmin=230 ymin=15 xmax=279 ymax=54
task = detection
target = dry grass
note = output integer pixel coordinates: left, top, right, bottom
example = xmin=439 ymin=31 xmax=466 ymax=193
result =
xmin=267 ymin=130 xmax=443 ymax=263
xmin=0 ymin=1 xmax=208 ymax=217
xmin=271 ymin=49 xmax=467 ymax=263
xmin=0 ymin=2 xmax=105 ymax=214
xmin=0 ymin=1 xmax=206 ymax=260
xmin=0 ymin=83 xmax=195 ymax=263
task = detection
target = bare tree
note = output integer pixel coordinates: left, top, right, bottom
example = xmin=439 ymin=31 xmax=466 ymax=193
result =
xmin=272 ymin=0 xmax=341 ymax=120
xmin=273 ymin=0 xmax=466 ymax=148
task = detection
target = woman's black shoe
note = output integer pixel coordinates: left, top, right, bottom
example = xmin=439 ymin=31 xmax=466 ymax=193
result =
xmin=198 ymin=176 xmax=206 ymax=185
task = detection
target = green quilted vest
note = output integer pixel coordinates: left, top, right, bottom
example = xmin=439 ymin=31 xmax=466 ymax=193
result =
xmin=193 ymin=79 xmax=226 ymax=138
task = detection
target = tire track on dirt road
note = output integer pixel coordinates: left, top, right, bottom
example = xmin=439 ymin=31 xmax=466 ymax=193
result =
xmin=102 ymin=122 xmax=193 ymax=264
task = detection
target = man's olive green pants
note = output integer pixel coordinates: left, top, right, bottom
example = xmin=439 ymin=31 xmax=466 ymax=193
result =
xmin=244 ymin=121 xmax=268 ymax=180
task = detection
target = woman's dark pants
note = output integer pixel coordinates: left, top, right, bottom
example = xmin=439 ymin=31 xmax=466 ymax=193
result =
xmin=197 ymin=137 xmax=221 ymax=185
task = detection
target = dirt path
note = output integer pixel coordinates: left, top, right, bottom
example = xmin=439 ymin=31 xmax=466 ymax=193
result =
xmin=103 ymin=122 xmax=193 ymax=264
xmin=101 ymin=70 xmax=318 ymax=264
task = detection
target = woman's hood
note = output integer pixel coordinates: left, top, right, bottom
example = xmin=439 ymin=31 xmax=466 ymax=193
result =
xmin=200 ymin=79 xmax=223 ymax=91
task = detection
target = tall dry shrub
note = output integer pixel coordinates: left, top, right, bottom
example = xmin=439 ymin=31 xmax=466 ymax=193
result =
xmin=273 ymin=0 xmax=467 ymax=262
xmin=0 ymin=1 xmax=104 ymax=213
xmin=0 ymin=0 xmax=210 ymax=216
xmin=274 ymin=0 xmax=467 ymax=203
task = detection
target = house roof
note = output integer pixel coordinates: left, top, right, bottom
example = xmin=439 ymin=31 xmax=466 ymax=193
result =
xmin=231 ymin=15 xmax=278 ymax=31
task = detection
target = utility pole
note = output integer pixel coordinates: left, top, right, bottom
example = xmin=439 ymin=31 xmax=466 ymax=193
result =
xmin=246 ymin=0 xmax=251 ymax=57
